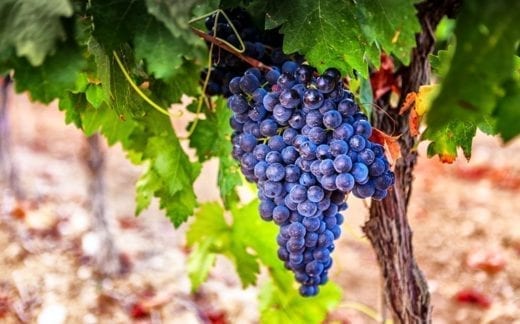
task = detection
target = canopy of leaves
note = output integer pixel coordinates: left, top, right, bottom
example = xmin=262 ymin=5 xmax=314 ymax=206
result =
xmin=425 ymin=0 xmax=520 ymax=160
xmin=265 ymin=0 xmax=421 ymax=76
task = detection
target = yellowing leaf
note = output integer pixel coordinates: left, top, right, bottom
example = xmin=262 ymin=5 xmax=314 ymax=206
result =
xmin=416 ymin=84 xmax=439 ymax=116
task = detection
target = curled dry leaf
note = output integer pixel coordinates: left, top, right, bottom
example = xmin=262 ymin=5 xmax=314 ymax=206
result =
xmin=370 ymin=54 xmax=400 ymax=101
xmin=370 ymin=128 xmax=401 ymax=164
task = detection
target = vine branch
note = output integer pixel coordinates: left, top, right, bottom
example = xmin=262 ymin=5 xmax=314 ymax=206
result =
xmin=190 ymin=27 xmax=273 ymax=71
xmin=363 ymin=1 xmax=461 ymax=323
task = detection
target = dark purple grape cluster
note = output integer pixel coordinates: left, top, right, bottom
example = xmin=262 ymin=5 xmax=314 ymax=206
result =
xmin=201 ymin=8 xmax=297 ymax=97
xmin=228 ymin=61 xmax=394 ymax=296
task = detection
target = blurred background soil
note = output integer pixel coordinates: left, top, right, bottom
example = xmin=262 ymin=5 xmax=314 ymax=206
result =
xmin=0 ymin=89 xmax=519 ymax=323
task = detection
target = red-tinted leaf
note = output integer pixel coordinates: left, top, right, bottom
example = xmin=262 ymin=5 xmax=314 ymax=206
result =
xmin=408 ymin=107 xmax=422 ymax=137
xmin=370 ymin=54 xmax=400 ymax=101
xmin=399 ymin=92 xmax=416 ymax=115
xmin=454 ymin=289 xmax=492 ymax=308
xmin=466 ymin=249 xmax=506 ymax=274
xmin=370 ymin=128 xmax=401 ymax=163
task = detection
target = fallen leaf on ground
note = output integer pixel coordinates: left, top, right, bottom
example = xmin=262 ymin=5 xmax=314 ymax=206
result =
xmin=455 ymin=289 xmax=492 ymax=309
xmin=466 ymin=249 xmax=506 ymax=274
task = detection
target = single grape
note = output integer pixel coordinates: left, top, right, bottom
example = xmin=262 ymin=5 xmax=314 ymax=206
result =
xmin=277 ymin=72 xmax=296 ymax=89
xmin=289 ymin=184 xmax=307 ymax=203
xmin=333 ymin=154 xmax=352 ymax=173
xmin=316 ymin=75 xmax=336 ymax=93
xmin=319 ymin=159 xmax=335 ymax=176
xmin=294 ymin=65 xmax=315 ymax=84
xmin=337 ymin=98 xmax=358 ymax=116
xmin=279 ymin=89 xmax=301 ymax=108
xmin=268 ymin=135 xmax=286 ymax=152
xmin=303 ymin=89 xmax=324 ymax=109
xmin=307 ymin=185 xmax=325 ymax=203
xmin=265 ymin=151 xmax=282 ymax=164
xmin=335 ymin=173 xmax=355 ymax=192
xmin=288 ymin=222 xmax=306 ymax=238
xmin=348 ymin=135 xmax=366 ymax=152
xmin=260 ymin=118 xmax=278 ymax=136
xmin=323 ymin=110 xmax=342 ymax=129
xmin=329 ymin=139 xmax=348 ymax=156
xmin=350 ymin=162 xmax=369 ymax=184
xmin=273 ymin=205 xmax=290 ymax=224
xmin=228 ymin=95 xmax=249 ymax=114
xmin=239 ymin=73 xmax=260 ymax=94
xmin=266 ymin=163 xmax=286 ymax=182
xmin=281 ymin=146 xmax=299 ymax=164
xmin=297 ymin=200 xmax=318 ymax=218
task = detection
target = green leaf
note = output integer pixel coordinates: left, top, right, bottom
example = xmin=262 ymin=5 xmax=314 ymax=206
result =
xmin=266 ymin=0 xmax=420 ymax=76
xmin=495 ymin=78 xmax=520 ymax=142
xmin=189 ymin=98 xmax=241 ymax=205
xmin=134 ymin=19 xmax=187 ymax=80
xmin=89 ymin=39 xmax=147 ymax=118
xmin=427 ymin=1 xmax=520 ymax=143
xmin=187 ymin=202 xmax=260 ymax=287
xmin=11 ymin=45 xmax=86 ymax=103
xmin=187 ymin=240 xmax=217 ymax=291
xmin=0 ymin=0 xmax=73 ymax=66
xmin=85 ymin=84 xmax=107 ymax=109
xmin=58 ymin=92 xmax=86 ymax=127
xmin=358 ymin=74 xmax=373 ymax=117
xmin=423 ymin=121 xmax=476 ymax=162
xmin=89 ymin=0 xmax=148 ymax=51
xmin=144 ymin=0 xmax=206 ymax=46
xmin=259 ymin=277 xmax=342 ymax=324
xmin=81 ymin=104 xmax=137 ymax=147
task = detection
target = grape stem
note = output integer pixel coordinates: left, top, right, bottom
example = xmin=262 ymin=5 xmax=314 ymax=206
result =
xmin=190 ymin=27 xmax=273 ymax=71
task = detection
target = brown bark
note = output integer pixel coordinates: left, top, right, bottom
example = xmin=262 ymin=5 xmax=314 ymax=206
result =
xmin=363 ymin=1 xmax=461 ymax=323
xmin=0 ymin=75 xmax=23 ymax=199
xmin=84 ymin=133 xmax=122 ymax=276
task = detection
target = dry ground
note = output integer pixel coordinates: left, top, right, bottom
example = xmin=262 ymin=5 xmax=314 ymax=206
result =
xmin=0 ymin=90 xmax=519 ymax=323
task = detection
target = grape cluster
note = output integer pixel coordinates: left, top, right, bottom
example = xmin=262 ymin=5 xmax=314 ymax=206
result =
xmin=201 ymin=8 xmax=296 ymax=97
xmin=227 ymin=62 xmax=395 ymax=296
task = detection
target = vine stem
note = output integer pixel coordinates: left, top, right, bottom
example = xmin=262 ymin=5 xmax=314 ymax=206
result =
xmin=363 ymin=1 xmax=461 ymax=323
xmin=112 ymin=51 xmax=174 ymax=117
xmin=190 ymin=27 xmax=273 ymax=71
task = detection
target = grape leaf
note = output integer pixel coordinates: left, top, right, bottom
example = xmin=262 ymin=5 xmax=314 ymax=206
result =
xmin=259 ymin=277 xmax=342 ymax=324
xmin=423 ymin=121 xmax=476 ymax=163
xmin=495 ymin=78 xmax=520 ymax=142
xmin=144 ymin=0 xmax=207 ymax=46
xmin=187 ymin=239 xmax=217 ymax=291
xmin=89 ymin=0 xmax=149 ymax=51
xmin=0 ymin=0 xmax=73 ymax=66
xmin=187 ymin=202 xmax=260 ymax=287
xmin=58 ymin=92 xmax=86 ymax=127
xmin=189 ymin=98 xmax=241 ymax=205
xmin=134 ymin=20 xmax=187 ymax=80
xmin=265 ymin=0 xmax=420 ymax=76
xmin=10 ymin=45 xmax=86 ymax=103
xmin=427 ymin=1 xmax=520 ymax=141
